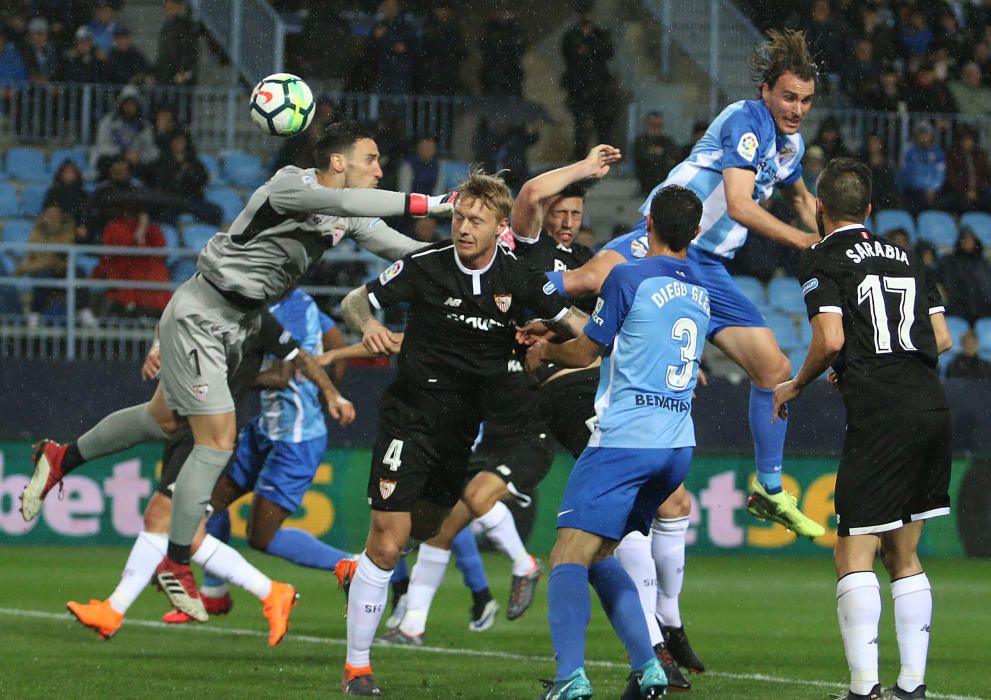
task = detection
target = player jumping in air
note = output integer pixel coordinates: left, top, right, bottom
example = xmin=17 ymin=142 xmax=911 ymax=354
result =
xmin=21 ymin=121 xmax=455 ymax=621
xmin=527 ymin=185 xmax=708 ymax=700
xmin=773 ymin=158 xmax=952 ymax=700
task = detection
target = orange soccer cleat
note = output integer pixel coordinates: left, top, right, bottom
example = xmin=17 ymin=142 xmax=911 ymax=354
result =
xmin=66 ymin=599 xmax=124 ymax=640
xmin=262 ymin=581 xmax=299 ymax=647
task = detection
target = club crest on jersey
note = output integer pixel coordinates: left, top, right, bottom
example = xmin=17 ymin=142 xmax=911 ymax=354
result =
xmin=379 ymin=260 xmax=403 ymax=285
xmin=737 ymin=132 xmax=758 ymax=162
xmin=331 ymin=225 xmax=346 ymax=246
xmin=192 ymin=383 xmax=209 ymax=400
xmin=494 ymin=293 xmax=512 ymax=313
xmin=802 ymin=278 xmax=819 ymax=296
xmin=379 ymin=479 xmax=397 ymax=500
xmin=630 ymin=236 xmax=648 ymax=259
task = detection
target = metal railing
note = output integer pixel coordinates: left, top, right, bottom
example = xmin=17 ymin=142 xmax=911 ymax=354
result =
xmin=645 ymin=0 xmax=764 ymax=115
xmin=192 ymin=0 xmax=286 ymax=87
xmin=0 ymin=241 xmax=389 ymax=361
xmin=0 ymin=81 xmax=471 ymax=154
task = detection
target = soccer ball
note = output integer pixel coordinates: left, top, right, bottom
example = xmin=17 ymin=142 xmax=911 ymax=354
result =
xmin=249 ymin=73 xmax=315 ymax=137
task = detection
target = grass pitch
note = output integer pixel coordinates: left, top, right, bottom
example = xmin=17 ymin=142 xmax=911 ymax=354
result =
xmin=0 ymin=546 xmax=988 ymax=699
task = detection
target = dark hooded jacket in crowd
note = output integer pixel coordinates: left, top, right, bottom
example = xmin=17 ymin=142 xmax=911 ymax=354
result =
xmin=941 ymin=230 xmax=991 ymax=322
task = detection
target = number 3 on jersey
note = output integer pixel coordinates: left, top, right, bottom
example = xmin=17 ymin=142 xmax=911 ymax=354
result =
xmin=857 ymin=275 xmax=917 ymax=353
xmin=382 ymin=439 xmax=404 ymax=471
xmin=666 ymin=317 xmax=699 ymax=390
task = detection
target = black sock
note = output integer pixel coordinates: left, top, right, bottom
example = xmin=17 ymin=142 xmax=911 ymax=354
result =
xmin=472 ymin=587 xmax=492 ymax=607
xmin=61 ymin=443 xmax=85 ymax=475
xmin=392 ymin=578 xmax=409 ymax=601
xmin=167 ymin=541 xmax=192 ymax=565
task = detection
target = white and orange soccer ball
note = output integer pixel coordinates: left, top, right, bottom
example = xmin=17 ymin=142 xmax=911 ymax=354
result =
xmin=249 ymin=73 xmax=315 ymax=137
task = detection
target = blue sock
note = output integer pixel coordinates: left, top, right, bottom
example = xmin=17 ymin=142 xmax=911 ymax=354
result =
xmin=264 ymin=528 xmax=351 ymax=570
xmin=548 ymin=564 xmax=590 ymax=680
xmin=589 ymin=557 xmax=654 ymax=670
xmin=451 ymin=527 xmax=489 ymax=593
xmin=749 ymin=384 xmax=785 ymax=493
xmin=391 ymin=556 xmax=409 ymax=583
xmin=201 ymin=510 xmax=231 ymax=589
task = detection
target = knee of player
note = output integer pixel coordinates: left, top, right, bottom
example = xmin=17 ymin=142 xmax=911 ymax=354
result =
xmin=246 ymin=524 xmax=275 ymax=551
xmin=754 ymin=352 xmax=792 ymax=388
xmin=658 ymin=489 xmax=692 ymax=518
xmin=366 ymin=539 xmax=404 ymax=570
xmin=142 ymin=493 xmax=172 ymax=533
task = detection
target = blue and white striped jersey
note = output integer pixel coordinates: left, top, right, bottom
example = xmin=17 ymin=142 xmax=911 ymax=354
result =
xmin=638 ymin=99 xmax=805 ymax=259
xmin=257 ymin=288 xmax=328 ymax=443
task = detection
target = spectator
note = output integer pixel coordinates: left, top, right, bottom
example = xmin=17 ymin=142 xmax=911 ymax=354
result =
xmin=87 ymin=0 xmax=119 ymax=56
xmin=15 ymin=202 xmax=91 ymax=325
xmin=272 ymin=98 xmax=336 ymax=170
xmin=412 ymin=217 xmax=442 ymax=244
xmin=498 ymin=122 xmax=539 ymax=191
xmin=561 ymin=0 xmax=616 ymax=158
xmin=91 ymin=85 xmax=159 ymax=179
xmin=899 ymin=9 xmax=934 ymax=57
xmin=935 ymin=10 xmax=969 ymax=66
xmin=86 ymin=156 xmax=143 ymax=244
xmin=480 ymin=7 xmax=525 ymax=96
xmin=0 ymin=30 xmax=28 ymax=83
xmin=632 ymin=111 xmax=679 ymax=196
xmin=22 ymin=17 xmax=60 ymax=82
xmin=414 ymin=1 xmax=465 ymax=95
xmin=30 ymin=0 xmax=78 ymax=49
xmin=144 ymin=130 xmax=221 ymax=226
xmin=862 ymin=63 xmax=904 ymax=111
xmin=44 ymin=159 xmax=90 ymax=232
xmin=297 ymin=5 xmax=350 ymax=86
xmin=946 ymin=331 xmax=991 ymax=379
xmin=804 ymin=0 xmax=848 ymax=75
xmin=370 ymin=0 xmax=414 ymax=96
xmin=92 ymin=205 xmax=171 ymax=318
xmin=856 ymin=3 xmax=897 ymax=64
xmin=678 ymin=120 xmax=708 ymax=161
xmin=801 ymin=145 xmax=826 ymax=194
xmin=942 ymin=126 xmax=991 ymax=214
xmin=60 ymin=26 xmax=108 ymax=83
xmin=843 ymin=36 xmax=881 ymax=105
xmin=884 ymin=227 xmax=912 ymax=251
xmin=941 ymin=228 xmax=991 ymax=323
xmin=156 ymin=0 xmax=199 ymax=86
xmin=812 ymin=116 xmax=851 ymax=161
xmin=2 ymin=6 xmax=29 ymax=49
xmin=150 ymin=105 xmax=183 ymax=154
xmin=397 ymin=135 xmax=443 ymax=197
xmin=916 ymin=240 xmax=940 ymax=282
xmin=906 ymin=55 xmax=957 ymax=113
xmin=971 ymin=40 xmax=991 ymax=88
xmin=106 ymin=27 xmax=151 ymax=85
xmin=899 ymin=121 xmax=945 ymax=214
xmin=861 ymin=133 xmax=902 ymax=209
xmin=949 ymin=61 xmax=991 ymax=116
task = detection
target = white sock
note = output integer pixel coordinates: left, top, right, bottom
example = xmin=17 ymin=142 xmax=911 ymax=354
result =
xmin=651 ymin=516 xmax=689 ymax=628
xmin=108 ymin=531 xmax=168 ymax=614
xmin=476 ymin=501 xmax=532 ymax=576
xmin=892 ymin=572 xmax=932 ymax=693
xmin=399 ymin=543 xmax=451 ymax=637
xmin=193 ymin=534 xmax=272 ymax=600
xmin=346 ymin=552 xmax=393 ymax=668
xmin=837 ymin=571 xmax=881 ymax=695
xmin=615 ymin=531 xmax=663 ymax=647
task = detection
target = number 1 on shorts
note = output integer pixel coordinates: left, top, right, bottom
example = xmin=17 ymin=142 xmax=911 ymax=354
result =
xmin=383 ymin=439 xmax=404 ymax=471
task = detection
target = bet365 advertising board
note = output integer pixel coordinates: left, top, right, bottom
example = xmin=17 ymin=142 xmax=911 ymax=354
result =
xmin=0 ymin=441 xmax=980 ymax=557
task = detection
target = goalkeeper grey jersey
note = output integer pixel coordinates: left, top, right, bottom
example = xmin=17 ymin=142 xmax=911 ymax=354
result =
xmin=197 ymin=166 xmax=424 ymax=303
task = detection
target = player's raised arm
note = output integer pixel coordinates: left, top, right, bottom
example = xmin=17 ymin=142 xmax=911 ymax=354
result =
xmin=723 ymin=167 xmax=817 ymax=249
xmin=270 ymin=175 xmax=455 ymax=221
xmin=290 ymin=348 xmax=355 ymax=426
xmin=511 ymin=144 xmax=621 ymax=241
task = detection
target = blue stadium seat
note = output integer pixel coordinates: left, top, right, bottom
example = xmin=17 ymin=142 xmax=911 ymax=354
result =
xmin=959 ymin=211 xmax=991 ymax=247
xmin=916 ymin=210 xmax=957 ymax=251
xmin=0 ymin=182 xmax=20 ymax=217
xmin=222 ymin=151 xmax=266 ymax=189
xmin=0 ymin=282 xmax=22 ymax=314
xmin=797 ymin=317 xmax=813 ymax=346
xmin=943 ymin=315 xmax=970 ymax=349
xmin=50 ymin=147 xmax=89 ymax=174
xmin=732 ymin=274 xmax=765 ymax=307
xmin=789 ymin=349 xmax=827 ymax=381
xmin=4 ymin=147 xmax=49 ymax=183
xmin=440 ymin=160 xmax=471 ymax=192
xmin=767 ymin=277 xmax=806 ymax=316
xmin=76 ymin=254 xmax=100 ymax=277
xmin=20 ymin=183 xmax=48 ymax=218
xmin=206 ymin=187 xmax=243 ymax=223
xmin=199 ymin=153 xmax=224 ymax=184
xmin=974 ymin=317 xmax=991 ymax=345
xmin=170 ymin=258 xmax=198 ymax=283
xmin=767 ymin=313 xmax=800 ymax=351
xmin=2 ymin=218 xmax=34 ymax=255
xmin=874 ymin=209 xmax=917 ymax=241
xmin=183 ymin=224 xmax=216 ymax=251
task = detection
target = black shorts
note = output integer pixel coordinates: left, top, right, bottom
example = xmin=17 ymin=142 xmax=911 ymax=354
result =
xmin=467 ymin=434 xmax=555 ymax=508
xmin=368 ymin=381 xmax=482 ymax=512
xmin=156 ymin=428 xmax=195 ymax=497
xmin=835 ymin=409 xmax=952 ymax=537
xmin=538 ymin=368 xmax=599 ymax=458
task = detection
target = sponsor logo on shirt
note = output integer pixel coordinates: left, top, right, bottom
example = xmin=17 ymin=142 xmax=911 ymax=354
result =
xmin=379 ymin=260 xmax=404 ymax=285
xmin=494 ymin=293 xmax=512 ymax=313
xmin=801 ymin=278 xmax=819 ymax=296
xmin=591 ymin=297 xmax=605 ymax=326
xmin=379 ymin=479 xmax=397 ymax=500
xmin=553 ymin=259 xmax=568 ymax=271
xmin=737 ymin=132 xmax=759 ymax=162
xmin=192 ymin=383 xmax=209 ymax=400
xmin=444 ymin=297 xmax=462 ymax=307
xmin=542 ymin=280 xmax=556 ymax=295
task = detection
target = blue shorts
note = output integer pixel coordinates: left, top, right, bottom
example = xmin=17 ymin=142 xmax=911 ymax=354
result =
xmin=608 ymin=221 xmax=767 ymax=338
xmin=556 ymin=446 xmax=693 ymax=541
xmin=227 ymin=422 xmax=328 ymax=513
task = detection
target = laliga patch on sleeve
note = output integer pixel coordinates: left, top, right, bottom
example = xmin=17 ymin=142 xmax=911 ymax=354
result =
xmin=301 ymin=174 xmax=315 ymax=186
xmin=736 ymin=132 xmax=759 ymax=162
xmin=801 ymin=278 xmax=819 ymax=296
xmin=379 ymin=260 xmax=403 ymax=285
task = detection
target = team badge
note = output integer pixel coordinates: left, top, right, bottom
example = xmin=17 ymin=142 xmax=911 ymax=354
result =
xmin=192 ymin=383 xmax=209 ymax=400
xmin=379 ymin=479 xmax=397 ymax=500
xmin=801 ymin=278 xmax=819 ymax=296
xmin=494 ymin=293 xmax=512 ymax=313
xmin=379 ymin=260 xmax=404 ymax=285
xmin=737 ymin=132 xmax=759 ymax=162
xmin=630 ymin=237 xmax=647 ymax=259
xmin=331 ymin=225 xmax=346 ymax=246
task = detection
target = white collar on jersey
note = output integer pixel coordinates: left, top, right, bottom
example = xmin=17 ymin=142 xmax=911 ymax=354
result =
xmin=453 ymin=244 xmax=497 ymax=295
xmin=821 ymin=222 xmax=867 ymax=244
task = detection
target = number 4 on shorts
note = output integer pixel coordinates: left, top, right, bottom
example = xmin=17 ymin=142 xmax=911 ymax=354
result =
xmin=383 ymin=439 xmax=404 ymax=471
